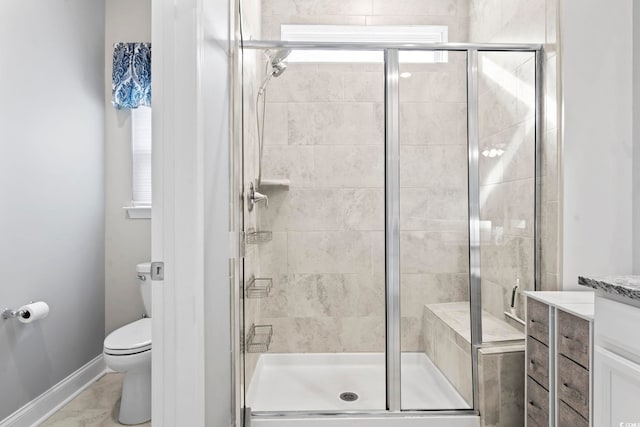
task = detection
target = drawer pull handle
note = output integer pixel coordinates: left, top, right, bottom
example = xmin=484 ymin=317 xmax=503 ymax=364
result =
xmin=528 ymin=400 xmax=536 ymax=408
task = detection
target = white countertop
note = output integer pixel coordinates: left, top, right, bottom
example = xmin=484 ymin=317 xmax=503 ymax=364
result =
xmin=524 ymin=291 xmax=595 ymax=320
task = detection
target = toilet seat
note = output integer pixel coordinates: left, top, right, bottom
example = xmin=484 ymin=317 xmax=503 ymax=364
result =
xmin=104 ymin=318 xmax=151 ymax=355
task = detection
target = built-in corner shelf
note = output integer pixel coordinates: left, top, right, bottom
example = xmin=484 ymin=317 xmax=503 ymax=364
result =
xmin=246 ymin=276 xmax=273 ymax=299
xmin=245 ymin=229 xmax=272 ymax=245
xmin=246 ymin=324 xmax=273 ymax=353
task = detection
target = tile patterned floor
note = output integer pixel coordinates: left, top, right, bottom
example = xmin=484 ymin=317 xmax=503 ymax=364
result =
xmin=40 ymin=373 xmax=151 ymax=427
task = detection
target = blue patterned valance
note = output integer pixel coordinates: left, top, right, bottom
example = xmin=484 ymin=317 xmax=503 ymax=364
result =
xmin=112 ymin=42 xmax=151 ymax=109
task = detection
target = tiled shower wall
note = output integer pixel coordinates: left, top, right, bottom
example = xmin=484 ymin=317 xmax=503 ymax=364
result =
xmin=249 ymin=0 xmax=472 ymax=355
xmin=242 ymin=0 xmax=560 ymax=359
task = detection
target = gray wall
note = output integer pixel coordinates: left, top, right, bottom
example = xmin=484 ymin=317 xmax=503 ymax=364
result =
xmin=634 ymin=1 xmax=640 ymax=275
xmin=0 ymin=0 xmax=105 ymax=420
xmin=561 ymin=0 xmax=633 ymax=288
xmin=105 ymin=0 xmax=152 ymax=335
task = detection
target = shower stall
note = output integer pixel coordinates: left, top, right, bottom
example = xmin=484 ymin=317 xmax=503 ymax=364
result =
xmin=235 ymin=34 xmax=541 ymax=425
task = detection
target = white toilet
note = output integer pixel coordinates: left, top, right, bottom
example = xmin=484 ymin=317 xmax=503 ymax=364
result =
xmin=104 ymin=262 xmax=152 ymax=425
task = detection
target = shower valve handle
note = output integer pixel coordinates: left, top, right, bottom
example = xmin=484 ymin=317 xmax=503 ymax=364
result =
xmin=248 ymin=182 xmax=268 ymax=211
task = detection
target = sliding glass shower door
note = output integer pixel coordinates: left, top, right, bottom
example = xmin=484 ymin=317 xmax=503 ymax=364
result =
xmin=238 ymin=42 xmax=541 ymax=421
xmin=397 ymin=50 xmax=473 ymax=410
xmin=241 ymin=53 xmax=387 ymax=412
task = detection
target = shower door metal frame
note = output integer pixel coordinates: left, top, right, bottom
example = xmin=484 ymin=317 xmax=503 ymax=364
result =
xmin=239 ymin=40 xmax=543 ymax=421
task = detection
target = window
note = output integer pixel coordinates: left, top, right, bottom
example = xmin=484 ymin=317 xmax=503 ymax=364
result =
xmin=281 ymin=25 xmax=448 ymax=63
xmin=128 ymin=106 xmax=152 ymax=218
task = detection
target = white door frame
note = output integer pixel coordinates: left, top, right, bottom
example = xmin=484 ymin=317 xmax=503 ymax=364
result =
xmin=151 ymin=0 xmax=233 ymax=425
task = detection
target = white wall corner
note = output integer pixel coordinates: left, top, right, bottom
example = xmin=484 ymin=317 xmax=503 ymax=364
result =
xmin=0 ymin=355 xmax=106 ymax=427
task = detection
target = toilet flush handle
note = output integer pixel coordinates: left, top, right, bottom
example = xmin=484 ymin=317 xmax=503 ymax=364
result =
xmin=137 ymin=274 xmax=147 ymax=281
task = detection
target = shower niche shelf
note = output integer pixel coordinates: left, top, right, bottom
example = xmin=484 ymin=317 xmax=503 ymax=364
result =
xmin=246 ymin=276 xmax=273 ymax=298
xmin=246 ymin=324 xmax=273 ymax=353
xmin=245 ymin=229 xmax=272 ymax=245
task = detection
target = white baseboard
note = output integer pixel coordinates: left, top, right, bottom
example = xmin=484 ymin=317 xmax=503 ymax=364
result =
xmin=0 ymin=354 xmax=106 ymax=427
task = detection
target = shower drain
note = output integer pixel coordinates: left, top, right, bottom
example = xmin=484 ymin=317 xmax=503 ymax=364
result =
xmin=339 ymin=392 xmax=359 ymax=402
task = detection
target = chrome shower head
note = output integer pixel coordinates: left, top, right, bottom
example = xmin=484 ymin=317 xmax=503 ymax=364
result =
xmin=269 ymin=48 xmax=292 ymax=68
xmin=258 ymin=49 xmax=292 ymax=95
xmin=271 ymin=61 xmax=287 ymax=78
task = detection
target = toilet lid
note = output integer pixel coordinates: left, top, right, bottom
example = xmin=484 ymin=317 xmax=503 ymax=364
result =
xmin=104 ymin=318 xmax=151 ymax=355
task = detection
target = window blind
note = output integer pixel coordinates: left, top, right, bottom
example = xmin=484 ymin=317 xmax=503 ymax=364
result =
xmin=131 ymin=106 xmax=152 ymax=205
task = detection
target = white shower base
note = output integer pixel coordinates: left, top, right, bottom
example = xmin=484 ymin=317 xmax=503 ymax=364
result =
xmin=246 ymin=353 xmax=471 ymax=412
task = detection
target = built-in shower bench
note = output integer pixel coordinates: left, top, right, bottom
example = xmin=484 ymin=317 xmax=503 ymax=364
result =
xmin=423 ymin=302 xmax=525 ymax=426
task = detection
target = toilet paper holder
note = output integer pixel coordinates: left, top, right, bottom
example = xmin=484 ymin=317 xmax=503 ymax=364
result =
xmin=2 ymin=301 xmax=36 ymax=320
xmin=2 ymin=308 xmax=27 ymax=320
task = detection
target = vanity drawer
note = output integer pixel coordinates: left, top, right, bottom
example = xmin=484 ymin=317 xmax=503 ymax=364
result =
xmin=558 ymin=309 xmax=590 ymax=368
xmin=527 ymin=376 xmax=549 ymax=426
xmin=527 ymin=336 xmax=549 ymax=389
xmin=527 ymin=298 xmax=549 ymax=345
xmin=557 ymin=354 xmax=589 ymax=419
xmin=558 ymin=400 xmax=588 ymax=427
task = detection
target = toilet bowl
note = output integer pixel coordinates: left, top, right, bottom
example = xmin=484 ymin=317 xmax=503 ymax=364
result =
xmin=104 ymin=262 xmax=152 ymax=425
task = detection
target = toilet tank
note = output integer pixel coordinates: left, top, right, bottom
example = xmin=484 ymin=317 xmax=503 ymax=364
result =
xmin=136 ymin=262 xmax=152 ymax=316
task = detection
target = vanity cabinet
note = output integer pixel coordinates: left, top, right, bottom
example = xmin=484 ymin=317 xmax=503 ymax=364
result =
xmin=592 ymin=295 xmax=640 ymax=426
xmin=524 ymin=292 xmax=594 ymax=427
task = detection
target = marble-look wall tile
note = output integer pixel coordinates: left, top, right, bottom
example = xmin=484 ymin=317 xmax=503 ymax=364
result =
xmin=504 ymin=179 xmax=535 ymax=238
xmin=262 ymin=15 xmax=367 ymax=40
xmin=314 ymin=145 xmax=384 ymax=188
xmin=373 ymin=0 xmax=459 ymax=17
xmin=371 ymin=231 xmax=385 ymax=275
xmin=546 ymin=0 xmax=557 ymax=46
xmin=267 ymin=66 xmax=344 ymax=103
xmin=401 ymin=231 xmax=469 ymax=274
xmin=498 ymin=0 xmax=545 ymax=43
xmin=400 ymin=145 xmax=468 ymax=189
xmin=399 ymin=67 xmax=467 ymax=103
xmin=287 ymin=102 xmax=383 ymax=145
xmin=265 ymin=317 xmax=342 ymax=352
xmin=478 ymin=84 xmax=519 ymax=140
xmin=399 ymin=103 xmax=468 ymax=146
xmin=263 ymin=0 xmax=373 ymax=17
xmin=515 ymin=57 xmax=536 ymax=123
xmin=259 ymin=274 xmax=290 ymax=318
xmin=433 ymin=323 xmax=473 ymax=404
xmin=364 ymin=14 xmax=469 ymax=42
xmin=481 ymin=279 xmax=508 ymax=321
xmin=258 ymin=231 xmax=288 ymax=275
xmin=262 ymin=145 xmax=315 ymax=187
xmin=401 ymin=273 xmax=469 ymax=318
xmin=499 ymin=120 xmax=535 ymax=183
xmin=263 ymin=103 xmax=288 ymax=146
xmin=288 ymin=231 xmax=373 ymax=274
xmin=343 ymin=73 xmax=384 ymax=102
xmin=401 ymin=316 xmax=424 ymax=351
xmin=343 ymin=188 xmax=385 ymax=231
xmin=339 ymin=316 xmax=385 ymax=352
xmin=400 ymin=187 xmax=468 ymax=232
xmin=261 ymin=188 xmax=345 ymax=231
